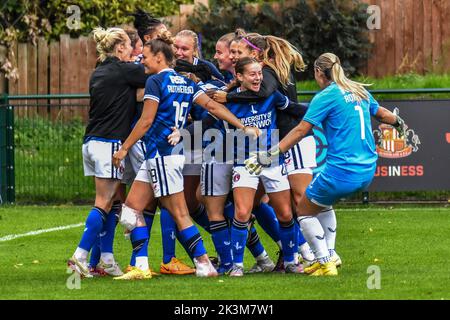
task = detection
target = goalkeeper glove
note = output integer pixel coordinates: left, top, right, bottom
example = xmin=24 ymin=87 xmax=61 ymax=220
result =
xmin=244 ymin=147 xmax=280 ymax=175
xmin=393 ymin=115 xmax=407 ymax=138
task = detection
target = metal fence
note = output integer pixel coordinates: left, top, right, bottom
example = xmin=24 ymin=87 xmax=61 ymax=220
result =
xmin=0 ymin=94 xmax=94 ymax=204
xmin=1 ymin=90 xmax=449 ymax=205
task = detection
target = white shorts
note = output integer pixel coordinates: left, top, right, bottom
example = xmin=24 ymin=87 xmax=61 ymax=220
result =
xmin=135 ymin=155 xmax=185 ymax=198
xmin=232 ymin=164 xmax=290 ymax=193
xmin=82 ymin=140 xmax=124 ymax=179
xmin=182 ymin=149 xmax=202 ymax=176
xmin=122 ymin=140 xmax=146 ymax=185
xmin=201 ymin=159 xmax=233 ymax=196
xmin=284 ymin=136 xmax=317 ymax=176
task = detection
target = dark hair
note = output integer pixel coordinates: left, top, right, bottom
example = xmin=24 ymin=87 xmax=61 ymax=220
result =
xmin=132 ymin=8 xmax=163 ymax=41
xmin=175 ymin=59 xmax=212 ymax=83
xmin=123 ymin=26 xmax=140 ymax=49
xmin=235 ymin=57 xmax=259 ymax=75
xmin=144 ymin=31 xmax=175 ymax=65
xmin=240 ymin=34 xmax=266 ymax=56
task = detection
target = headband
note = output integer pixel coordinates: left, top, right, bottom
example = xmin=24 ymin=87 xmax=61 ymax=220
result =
xmin=242 ymin=38 xmax=262 ymax=52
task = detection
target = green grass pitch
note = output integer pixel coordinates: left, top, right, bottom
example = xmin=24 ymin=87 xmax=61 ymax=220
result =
xmin=0 ymin=205 xmax=449 ymax=300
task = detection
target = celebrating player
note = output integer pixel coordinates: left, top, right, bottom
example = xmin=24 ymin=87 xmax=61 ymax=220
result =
xmin=219 ymin=57 xmax=302 ymax=276
xmin=68 ymin=27 xmax=148 ymax=278
xmin=213 ymin=30 xmax=316 ymax=271
xmin=245 ymin=52 xmax=406 ymax=276
xmin=111 ymin=32 xmax=259 ymax=280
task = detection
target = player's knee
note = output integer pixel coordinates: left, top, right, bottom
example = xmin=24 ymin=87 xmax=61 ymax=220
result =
xmin=276 ymin=207 xmax=293 ymax=223
xmin=94 ymin=198 xmax=113 ymax=213
xmin=234 ymin=206 xmax=251 ymax=222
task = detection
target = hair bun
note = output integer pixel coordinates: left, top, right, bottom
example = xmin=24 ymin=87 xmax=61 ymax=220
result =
xmin=155 ymin=30 xmax=174 ymax=45
xmin=93 ymin=27 xmax=108 ymax=43
xmin=234 ymin=28 xmax=247 ymax=38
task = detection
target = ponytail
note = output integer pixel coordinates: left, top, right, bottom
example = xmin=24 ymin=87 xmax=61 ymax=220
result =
xmin=263 ymin=35 xmax=306 ymax=88
xmin=314 ymin=53 xmax=370 ymax=101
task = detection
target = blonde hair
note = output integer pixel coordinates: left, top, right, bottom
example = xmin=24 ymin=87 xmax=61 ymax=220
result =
xmin=263 ymin=35 xmax=306 ymax=88
xmin=314 ymin=53 xmax=370 ymax=101
xmin=239 ymin=33 xmax=306 ymax=88
xmin=92 ymin=27 xmax=129 ymax=62
xmin=176 ymin=29 xmax=200 ymax=57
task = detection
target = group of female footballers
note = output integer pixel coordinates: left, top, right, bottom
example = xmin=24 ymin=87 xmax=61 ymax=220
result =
xmin=67 ymin=9 xmax=406 ymax=280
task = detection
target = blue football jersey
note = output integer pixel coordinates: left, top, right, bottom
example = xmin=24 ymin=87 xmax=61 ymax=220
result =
xmin=143 ymin=68 xmax=204 ymax=158
xmin=189 ymin=80 xmax=226 ymax=121
xmin=303 ymin=82 xmax=379 ymax=180
xmin=216 ymin=88 xmax=289 ymax=165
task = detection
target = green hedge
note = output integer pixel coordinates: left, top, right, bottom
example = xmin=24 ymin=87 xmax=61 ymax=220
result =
xmin=189 ymin=0 xmax=371 ymax=79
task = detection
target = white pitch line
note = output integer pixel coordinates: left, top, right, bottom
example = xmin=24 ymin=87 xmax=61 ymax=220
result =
xmin=0 ymin=223 xmax=84 ymax=242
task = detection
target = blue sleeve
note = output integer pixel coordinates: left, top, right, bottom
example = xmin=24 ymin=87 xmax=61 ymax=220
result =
xmin=273 ymin=91 xmax=289 ymax=110
xmin=192 ymin=81 xmax=205 ymax=103
xmin=190 ymin=105 xmax=205 ymax=121
xmin=303 ymin=92 xmax=332 ymax=126
xmin=367 ymin=92 xmax=380 ymax=116
xmin=143 ymin=76 xmax=161 ymax=102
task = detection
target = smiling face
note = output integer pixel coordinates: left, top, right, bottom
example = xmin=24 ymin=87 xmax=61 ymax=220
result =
xmin=214 ymin=40 xmax=233 ymax=72
xmin=236 ymin=62 xmax=263 ymax=92
xmin=174 ymin=35 xmax=196 ymax=63
xmin=142 ymin=45 xmax=162 ymax=74
xmin=229 ymin=40 xmax=240 ymax=67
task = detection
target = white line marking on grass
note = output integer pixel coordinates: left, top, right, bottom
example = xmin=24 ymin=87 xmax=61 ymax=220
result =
xmin=0 ymin=223 xmax=84 ymax=242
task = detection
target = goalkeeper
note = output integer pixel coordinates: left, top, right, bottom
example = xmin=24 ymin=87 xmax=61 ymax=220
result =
xmin=245 ymin=53 xmax=406 ymax=276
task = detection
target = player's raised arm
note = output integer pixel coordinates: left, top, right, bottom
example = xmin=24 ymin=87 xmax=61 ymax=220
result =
xmin=374 ymin=106 xmax=407 ymax=137
xmin=194 ymin=92 xmax=261 ymax=138
xmin=278 ymin=120 xmax=314 ymax=154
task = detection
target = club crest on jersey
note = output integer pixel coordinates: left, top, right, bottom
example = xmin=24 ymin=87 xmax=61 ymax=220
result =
xmin=373 ymin=108 xmax=420 ymax=158
xmin=233 ymin=173 xmax=241 ymax=182
xmin=284 ymin=152 xmax=292 ymax=165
